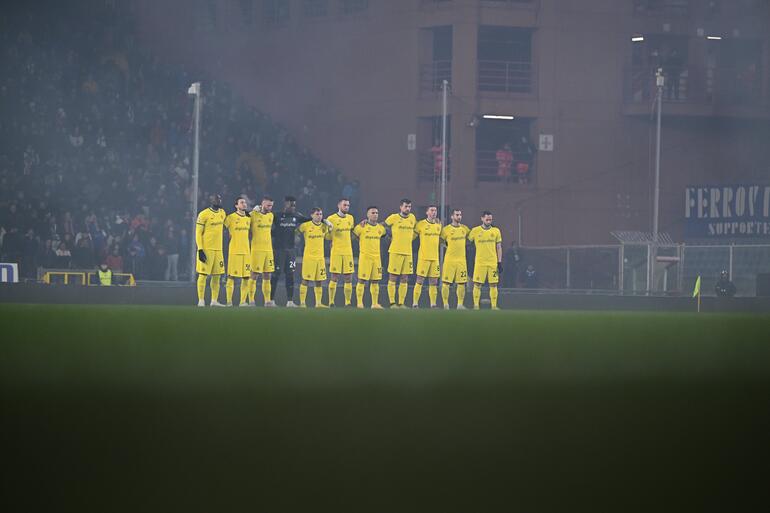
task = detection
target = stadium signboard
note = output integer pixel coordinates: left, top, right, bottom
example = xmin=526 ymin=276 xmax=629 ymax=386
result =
xmin=0 ymin=263 xmax=19 ymax=283
xmin=685 ymin=185 xmax=770 ymax=239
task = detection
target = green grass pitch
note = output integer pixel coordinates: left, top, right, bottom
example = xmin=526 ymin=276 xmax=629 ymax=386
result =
xmin=1 ymin=304 xmax=769 ymax=510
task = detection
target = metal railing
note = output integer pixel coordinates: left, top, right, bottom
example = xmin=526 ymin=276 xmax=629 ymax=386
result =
xmin=40 ymin=269 xmax=137 ymax=286
xmin=478 ymin=60 xmax=533 ymax=94
xmin=418 ymin=149 xmax=451 ymax=182
xmin=302 ymin=0 xmax=328 ymax=17
xmin=420 ymin=60 xmax=451 ymax=93
xmin=476 ymin=149 xmax=534 ymax=183
xmin=339 ymin=0 xmax=368 ymax=15
xmin=517 ymin=243 xmax=770 ymax=296
xmin=633 ymin=0 xmax=690 ymax=16
xmin=625 ymin=66 xmax=767 ymax=107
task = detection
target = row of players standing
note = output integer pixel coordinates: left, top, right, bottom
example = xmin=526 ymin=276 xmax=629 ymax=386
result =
xmin=195 ymin=195 xmax=503 ymax=309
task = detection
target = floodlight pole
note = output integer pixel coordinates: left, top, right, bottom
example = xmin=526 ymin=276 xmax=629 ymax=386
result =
xmin=439 ymin=79 xmax=449 ymax=264
xmin=649 ymin=69 xmax=664 ymax=294
xmin=653 ymin=68 xmax=663 ymax=245
xmin=189 ymin=82 xmax=202 ymax=282
xmin=440 ymin=79 xmax=448 ymax=226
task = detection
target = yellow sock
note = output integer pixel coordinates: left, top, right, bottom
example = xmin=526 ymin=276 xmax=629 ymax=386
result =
xmin=197 ymin=275 xmax=207 ymax=302
xmin=398 ymin=282 xmax=408 ymax=305
xmin=328 ymin=281 xmax=337 ymax=306
xmin=226 ymin=277 xmax=235 ymax=305
xmin=300 ymin=284 xmax=308 ymax=306
xmin=356 ymin=283 xmax=365 ymax=307
xmin=240 ymin=279 xmax=250 ymax=304
xmin=370 ymin=283 xmax=379 ymax=306
xmin=314 ymin=286 xmax=323 ymax=307
xmin=412 ymin=283 xmax=423 ymax=306
xmin=457 ymin=284 xmax=466 ymax=306
xmin=473 ymin=285 xmax=482 ymax=309
xmin=343 ymin=282 xmax=353 ymax=305
xmin=428 ymin=285 xmax=437 ymax=307
xmin=249 ymin=278 xmax=257 ymax=303
xmin=210 ymin=275 xmax=221 ymax=303
xmin=441 ymin=283 xmax=450 ymax=307
xmin=490 ymin=286 xmax=499 ymax=309
xmin=387 ymin=281 xmax=397 ymax=305
xmin=262 ymin=279 xmax=271 ymax=304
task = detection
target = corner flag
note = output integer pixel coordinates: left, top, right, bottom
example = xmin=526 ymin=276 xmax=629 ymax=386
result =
xmin=692 ymin=276 xmax=701 ymax=298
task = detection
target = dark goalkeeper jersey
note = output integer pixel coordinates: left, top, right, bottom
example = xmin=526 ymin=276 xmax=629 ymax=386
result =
xmin=272 ymin=211 xmax=311 ymax=250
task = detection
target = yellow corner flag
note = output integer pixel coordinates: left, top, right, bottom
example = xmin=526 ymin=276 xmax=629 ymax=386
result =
xmin=692 ymin=276 xmax=702 ymax=298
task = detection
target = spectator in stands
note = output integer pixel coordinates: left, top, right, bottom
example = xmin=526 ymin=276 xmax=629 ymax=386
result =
xmin=715 ymin=270 xmax=736 ymax=297
xmin=524 ymin=264 xmax=538 ymax=288
xmin=503 ymin=240 xmax=521 ymax=288
xmin=55 ymin=242 xmax=72 ymax=268
xmin=145 ymin=237 xmax=166 ymax=281
xmin=21 ymin=229 xmax=39 ymax=279
xmin=97 ymin=263 xmax=112 ymax=286
xmin=104 ymin=245 xmax=124 ymax=273
xmin=514 ymin=136 xmax=536 ymax=184
xmin=496 ymin=143 xmax=513 ymax=182
xmin=72 ymin=237 xmax=95 ymax=269
xmin=663 ymin=48 xmax=683 ymax=101
xmin=164 ymin=223 xmax=181 ymax=281
xmin=431 ymin=141 xmax=444 ymax=177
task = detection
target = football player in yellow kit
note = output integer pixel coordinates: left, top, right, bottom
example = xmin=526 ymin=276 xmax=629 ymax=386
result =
xmin=195 ymin=194 xmax=226 ymax=307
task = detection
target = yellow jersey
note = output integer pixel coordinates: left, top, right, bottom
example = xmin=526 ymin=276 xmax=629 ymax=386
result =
xmin=249 ymin=211 xmax=274 ymax=252
xmin=414 ymin=219 xmax=442 ymax=261
xmin=384 ymin=213 xmax=417 ymax=255
xmin=298 ymin=221 xmax=329 ymax=260
xmin=441 ymin=224 xmax=470 ymax=263
xmin=195 ymin=207 xmax=226 ymax=251
xmin=326 ymin=212 xmax=355 ymax=256
xmin=224 ymin=212 xmax=251 ymax=255
xmin=353 ymin=222 xmax=386 ymax=259
xmin=468 ymin=225 xmax=502 ymax=267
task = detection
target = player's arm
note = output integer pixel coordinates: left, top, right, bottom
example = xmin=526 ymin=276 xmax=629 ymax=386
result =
xmin=353 ymin=225 xmax=362 ymax=239
xmin=496 ymin=231 xmax=503 ymax=271
xmin=195 ymin=212 xmax=207 ymax=262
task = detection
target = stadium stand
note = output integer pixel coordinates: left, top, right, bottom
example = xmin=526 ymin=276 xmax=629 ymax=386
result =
xmin=0 ymin=1 xmax=351 ymax=282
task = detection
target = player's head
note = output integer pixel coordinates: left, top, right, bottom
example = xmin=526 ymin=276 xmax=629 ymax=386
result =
xmin=209 ymin=194 xmax=222 ymax=209
xmin=721 ymin=269 xmax=729 ymax=278
xmin=366 ymin=206 xmax=379 ymax=223
xmin=311 ymin=207 xmax=323 ymax=223
xmin=451 ymin=209 xmax=462 ymax=224
xmin=338 ymin=198 xmax=350 ymax=214
xmin=261 ymin=195 xmax=274 ymax=213
xmin=234 ymin=195 xmax=248 ymax=213
xmin=481 ymin=211 xmax=493 ymax=227
xmin=426 ymin=205 xmax=438 ymax=221
xmin=284 ymin=195 xmax=296 ymax=212
xmin=399 ymin=198 xmax=412 ymax=215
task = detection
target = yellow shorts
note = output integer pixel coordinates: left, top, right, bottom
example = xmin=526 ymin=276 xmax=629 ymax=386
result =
xmin=329 ymin=254 xmax=355 ymax=275
xmin=227 ymin=253 xmax=251 ymax=278
xmin=250 ymin=251 xmax=274 ymax=274
xmin=387 ymin=253 xmax=413 ymax=276
xmin=358 ymin=255 xmax=383 ymax=282
xmin=416 ymin=258 xmax=440 ymax=279
xmin=302 ymin=257 xmax=327 ymax=282
xmin=442 ymin=261 xmax=468 ymax=284
xmin=196 ymin=249 xmax=225 ymax=276
xmin=473 ymin=264 xmax=499 ymax=285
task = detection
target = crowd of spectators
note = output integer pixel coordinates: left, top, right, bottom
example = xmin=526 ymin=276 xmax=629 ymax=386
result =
xmin=0 ymin=1 xmax=354 ymax=281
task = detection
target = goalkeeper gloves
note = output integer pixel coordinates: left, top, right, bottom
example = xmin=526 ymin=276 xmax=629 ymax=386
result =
xmin=497 ymin=262 xmax=503 ymax=273
xmin=198 ymin=250 xmax=207 ymax=263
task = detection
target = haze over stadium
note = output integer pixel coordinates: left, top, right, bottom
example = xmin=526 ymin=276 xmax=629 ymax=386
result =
xmin=1 ymin=1 xmax=769 ymax=510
